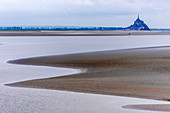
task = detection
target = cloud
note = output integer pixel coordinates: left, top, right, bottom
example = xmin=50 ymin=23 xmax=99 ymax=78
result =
xmin=0 ymin=0 xmax=169 ymax=27
xmin=0 ymin=0 xmax=162 ymax=14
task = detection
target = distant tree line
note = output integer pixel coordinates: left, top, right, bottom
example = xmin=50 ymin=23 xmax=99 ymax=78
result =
xmin=0 ymin=26 xmax=125 ymax=31
xmin=0 ymin=26 xmax=168 ymax=31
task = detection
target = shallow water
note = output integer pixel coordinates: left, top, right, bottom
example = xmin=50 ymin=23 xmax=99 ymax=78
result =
xmin=1 ymin=35 xmax=170 ymax=113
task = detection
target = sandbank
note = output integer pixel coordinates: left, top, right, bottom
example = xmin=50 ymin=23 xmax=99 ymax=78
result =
xmin=0 ymin=30 xmax=170 ymax=36
xmin=7 ymin=46 xmax=170 ymax=101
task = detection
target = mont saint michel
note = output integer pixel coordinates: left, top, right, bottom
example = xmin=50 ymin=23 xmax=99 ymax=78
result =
xmin=125 ymin=15 xmax=150 ymax=31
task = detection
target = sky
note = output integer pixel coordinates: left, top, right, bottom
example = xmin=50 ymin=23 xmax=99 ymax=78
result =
xmin=0 ymin=0 xmax=170 ymax=28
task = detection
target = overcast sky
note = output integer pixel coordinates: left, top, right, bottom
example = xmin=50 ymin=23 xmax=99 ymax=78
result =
xmin=0 ymin=0 xmax=170 ymax=28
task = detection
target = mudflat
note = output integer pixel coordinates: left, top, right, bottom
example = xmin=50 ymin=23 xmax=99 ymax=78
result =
xmin=123 ymin=104 xmax=170 ymax=112
xmin=0 ymin=30 xmax=170 ymax=36
xmin=6 ymin=46 xmax=170 ymax=101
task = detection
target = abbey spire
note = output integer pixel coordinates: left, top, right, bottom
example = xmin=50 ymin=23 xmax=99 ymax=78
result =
xmin=138 ymin=14 xmax=140 ymax=19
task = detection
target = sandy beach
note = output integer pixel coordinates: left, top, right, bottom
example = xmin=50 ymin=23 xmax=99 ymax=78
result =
xmin=0 ymin=30 xmax=170 ymax=36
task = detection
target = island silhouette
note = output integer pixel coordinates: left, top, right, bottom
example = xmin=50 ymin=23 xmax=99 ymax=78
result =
xmin=125 ymin=14 xmax=150 ymax=31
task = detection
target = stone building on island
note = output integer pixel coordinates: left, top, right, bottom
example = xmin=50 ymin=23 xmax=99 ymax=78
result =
xmin=125 ymin=15 xmax=150 ymax=31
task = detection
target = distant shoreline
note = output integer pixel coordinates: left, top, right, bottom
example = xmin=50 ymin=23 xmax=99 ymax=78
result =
xmin=0 ymin=30 xmax=170 ymax=36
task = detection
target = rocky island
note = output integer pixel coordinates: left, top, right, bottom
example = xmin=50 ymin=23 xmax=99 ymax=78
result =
xmin=125 ymin=15 xmax=150 ymax=31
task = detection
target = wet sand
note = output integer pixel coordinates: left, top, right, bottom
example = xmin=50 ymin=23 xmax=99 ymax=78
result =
xmin=7 ymin=45 xmax=170 ymax=112
xmin=123 ymin=104 xmax=170 ymax=112
xmin=6 ymin=46 xmax=170 ymax=101
xmin=1 ymin=30 xmax=170 ymax=36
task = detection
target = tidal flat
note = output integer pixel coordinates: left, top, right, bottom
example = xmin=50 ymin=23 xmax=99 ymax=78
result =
xmin=2 ymin=35 xmax=170 ymax=113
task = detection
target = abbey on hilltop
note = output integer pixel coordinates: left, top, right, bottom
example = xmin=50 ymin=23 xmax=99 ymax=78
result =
xmin=125 ymin=15 xmax=150 ymax=31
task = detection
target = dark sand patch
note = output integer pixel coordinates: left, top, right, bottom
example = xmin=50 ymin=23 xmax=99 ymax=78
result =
xmin=6 ymin=46 xmax=170 ymax=101
xmin=123 ymin=104 xmax=170 ymax=112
